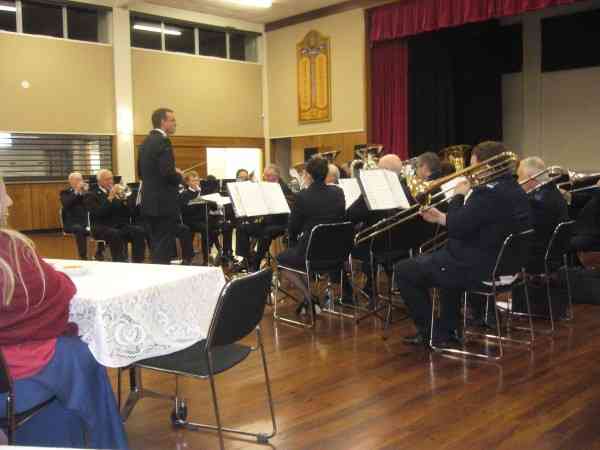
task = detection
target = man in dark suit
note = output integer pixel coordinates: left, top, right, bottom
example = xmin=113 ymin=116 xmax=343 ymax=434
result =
xmin=235 ymin=164 xmax=294 ymax=272
xmin=138 ymin=108 xmax=192 ymax=264
xmin=394 ymin=141 xmax=532 ymax=346
xmin=517 ymin=157 xmax=569 ymax=273
xmin=565 ymin=180 xmax=600 ymax=253
xmin=84 ymin=169 xmax=146 ymax=262
xmin=60 ymin=172 xmax=90 ymax=259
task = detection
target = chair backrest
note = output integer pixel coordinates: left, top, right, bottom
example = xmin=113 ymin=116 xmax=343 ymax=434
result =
xmin=305 ymin=222 xmax=354 ymax=272
xmin=206 ymin=268 xmax=272 ymax=348
xmin=492 ymin=229 xmax=534 ymax=280
xmin=545 ymin=220 xmax=576 ymax=267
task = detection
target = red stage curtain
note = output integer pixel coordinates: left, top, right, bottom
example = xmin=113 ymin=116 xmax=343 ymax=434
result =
xmin=371 ymin=40 xmax=408 ymax=159
xmin=370 ymin=0 xmax=584 ymax=42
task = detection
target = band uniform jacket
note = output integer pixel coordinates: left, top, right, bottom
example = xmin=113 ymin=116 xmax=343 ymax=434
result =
xmin=84 ymin=187 xmax=133 ymax=230
xmin=572 ymin=190 xmax=600 ymax=238
xmin=138 ymin=130 xmax=182 ymax=217
xmin=528 ymin=182 xmax=569 ymax=271
xmin=288 ymin=181 xmax=345 ymax=253
xmin=59 ymin=188 xmax=88 ymax=228
xmin=429 ymin=174 xmax=532 ymax=287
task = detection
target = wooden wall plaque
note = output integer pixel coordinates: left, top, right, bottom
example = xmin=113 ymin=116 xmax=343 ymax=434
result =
xmin=297 ymin=30 xmax=332 ymax=124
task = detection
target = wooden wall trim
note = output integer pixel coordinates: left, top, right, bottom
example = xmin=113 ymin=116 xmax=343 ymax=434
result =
xmin=265 ymin=0 xmax=399 ymax=32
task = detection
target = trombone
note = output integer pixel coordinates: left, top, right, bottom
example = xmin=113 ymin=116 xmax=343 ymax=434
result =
xmin=354 ymin=152 xmax=518 ymax=245
xmin=518 ymin=166 xmax=568 ymax=194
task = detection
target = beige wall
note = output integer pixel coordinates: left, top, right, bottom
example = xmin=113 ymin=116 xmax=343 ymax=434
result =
xmin=266 ymin=9 xmax=366 ymax=138
xmin=132 ymin=49 xmax=263 ymax=137
xmin=0 ymin=32 xmax=115 ymax=133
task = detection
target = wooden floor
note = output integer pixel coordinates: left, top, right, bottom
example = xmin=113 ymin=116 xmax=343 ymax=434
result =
xmin=31 ymin=234 xmax=600 ymax=450
xmin=107 ymin=304 xmax=600 ymax=450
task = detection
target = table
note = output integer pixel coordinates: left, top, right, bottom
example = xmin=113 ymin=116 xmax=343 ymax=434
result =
xmin=46 ymin=259 xmax=227 ymax=368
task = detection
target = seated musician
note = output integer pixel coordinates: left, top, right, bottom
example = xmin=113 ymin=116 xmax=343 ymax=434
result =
xmin=236 ymin=168 xmax=250 ymax=182
xmin=84 ymin=169 xmax=146 ymax=263
xmin=517 ymin=157 xmax=569 ymax=273
xmin=59 ymin=172 xmax=91 ymax=260
xmin=564 ymin=180 xmax=600 ymax=254
xmin=394 ymin=141 xmax=531 ymax=347
xmin=0 ymin=176 xmax=129 ymax=449
xmin=203 ymin=175 xmax=234 ymax=262
xmin=326 ymin=164 xmax=340 ymax=185
xmin=277 ymin=157 xmax=345 ymax=315
xmin=236 ymin=164 xmax=294 ymax=272
xmin=415 ymin=151 xmax=443 ymax=181
xmin=178 ymin=171 xmax=212 ymax=264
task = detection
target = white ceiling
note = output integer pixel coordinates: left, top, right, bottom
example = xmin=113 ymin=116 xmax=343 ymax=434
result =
xmin=143 ymin=0 xmax=350 ymax=25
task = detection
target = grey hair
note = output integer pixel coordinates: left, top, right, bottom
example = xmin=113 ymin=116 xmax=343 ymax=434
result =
xmin=328 ymin=164 xmax=340 ymax=183
xmin=264 ymin=164 xmax=281 ymax=178
xmin=520 ymin=157 xmax=548 ymax=181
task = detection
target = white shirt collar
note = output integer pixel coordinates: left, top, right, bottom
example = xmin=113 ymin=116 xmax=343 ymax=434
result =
xmin=188 ymin=186 xmax=200 ymax=193
xmin=99 ymin=186 xmax=108 ymax=194
xmin=153 ymin=128 xmax=167 ymax=137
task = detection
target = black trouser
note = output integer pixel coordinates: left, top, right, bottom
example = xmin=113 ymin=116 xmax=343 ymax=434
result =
xmin=351 ymin=242 xmax=373 ymax=291
xmin=394 ymin=257 xmax=463 ymax=339
xmin=236 ymin=222 xmax=280 ymax=269
xmin=64 ymin=224 xmax=88 ymax=259
xmin=93 ymin=224 xmax=146 ymax=262
xmin=209 ymin=216 xmax=233 ymax=256
xmin=143 ymin=215 xmax=179 ymax=264
xmin=174 ymin=223 xmax=195 ymax=262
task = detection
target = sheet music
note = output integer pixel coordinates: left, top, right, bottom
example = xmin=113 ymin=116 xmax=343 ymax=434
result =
xmin=200 ymin=193 xmax=231 ymax=207
xmin=384 ymin=171 xmax=411 ymax=209
xmin=234 ymin=182 xmax=265 ymax=217
xmin=226 ymin=183 xmax=246 ymax=217
xmin=338 ymin=178 xmax=362 ymax=210
xmin=441 ymin=176 xmax=468 ymax=200
xmin=359 ymin=170 xmax=396 ymax=210
xmin=261 ymin=182 xmax=291 ymax=215
xmin=227 ymin=182 xmax=290 ymax=217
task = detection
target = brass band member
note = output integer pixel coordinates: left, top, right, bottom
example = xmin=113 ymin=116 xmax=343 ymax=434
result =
xmin=276 ymin=157 xmax=345 ymax=315
xmin=326 ymin=164 xmax=340 ymax=185
xmin=236 ymin=168 xmax=250 ymax=182
xmin=564 ymin=180 xmax=600 ymax=254
xmin=394 ymin=142 xmax=532 ymax=346
xmin=517 ymin=157 xmax=568 ymax=274
xmin=60 ymin=172 xmax=90 ymax=260
xmin=179 ymin=171 xmax=213 ymax=264
xmin=415 ymin=151 xmax=443 ymax=181
xmin=84 ymin=169 xmax=146 ymax=263
xmin=235 ymin=164 xmax=294 ymax=272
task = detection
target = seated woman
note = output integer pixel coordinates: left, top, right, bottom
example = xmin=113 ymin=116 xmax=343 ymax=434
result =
xmin=276 ymin=157 xmax=345 ymax=315
xmin=0 ymin=176 xmax=129 ymax=449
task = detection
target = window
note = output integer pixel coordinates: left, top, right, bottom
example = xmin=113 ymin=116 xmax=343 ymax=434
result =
xmin=198 ymin=29 xmax=226 ymax=58
xmin=130 ymin=14 xmax=260 ymax=62
xmin=206 ymin=148 xmax=262 ymax=180
xmin=0 ymin=0 xmax=17 ymax=32
xmin=22 ymin=1 xmax=63 ymax=38
xmin=230 ymin=32 xmax=258 ymax=62
xmin=164 ymin=22 xmax=194 ymax=54
xmin=0 ymin=133 xmax=113 ymax=181
xmin=131 ymin=18 xmax=162 ymax=50
xmin=67 ymin=6 xmax=98 ymax=42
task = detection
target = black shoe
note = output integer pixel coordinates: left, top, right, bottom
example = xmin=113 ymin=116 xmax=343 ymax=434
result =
xmin=432 ymin=330 xmax=464 ymax=347
xmin=403 ymin=333 xmax=426 ymax=346
xmin=94 ymin=252 xmax=105 ymax=261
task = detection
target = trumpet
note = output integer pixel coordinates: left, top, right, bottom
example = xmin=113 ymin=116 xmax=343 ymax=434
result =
xmin=354 ymin=151 xmax=517 ymax=245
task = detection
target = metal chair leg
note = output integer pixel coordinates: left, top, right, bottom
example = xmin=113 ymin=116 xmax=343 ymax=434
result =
xmin=207 ymin=355 xmax=225 ymax=450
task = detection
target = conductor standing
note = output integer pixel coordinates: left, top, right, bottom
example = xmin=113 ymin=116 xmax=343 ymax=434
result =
xmin=138 ymin=108 xmax=182 ymax=264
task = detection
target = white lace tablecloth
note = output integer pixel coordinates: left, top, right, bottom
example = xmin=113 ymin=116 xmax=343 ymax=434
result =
xmin=46 ymin=259 xmax=226 ymax=368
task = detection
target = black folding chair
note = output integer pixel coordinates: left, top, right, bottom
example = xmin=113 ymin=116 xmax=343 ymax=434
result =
xmin=274 ymin=222 xmax=356 ymax=328
xmin=0 ymin=350 xmax=57 ymax=444
xmin=430 ymin=229 xmax=535 ymax=360
xmin=512 ymin=220 xmax=576 ymax=332
xmin=118 ymin=269 xmax=276 ymax=450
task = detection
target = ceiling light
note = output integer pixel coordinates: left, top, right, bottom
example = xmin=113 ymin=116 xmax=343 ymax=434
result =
xmin=0 ymin=4 xmax=17 ymax=12
xmin=133 ymin=24 xmax=182 ymax=36
xmin=235 ymin=0 xmax=272 ymax=8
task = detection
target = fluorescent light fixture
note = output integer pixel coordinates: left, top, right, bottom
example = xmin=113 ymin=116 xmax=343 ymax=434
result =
xmin=0 ymin=4 xmax=17 ymax=12
xmin=235 ymin=0 xmax=272 ymax=8
xmin=133 ymin=24 xmax=182 ymax=36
